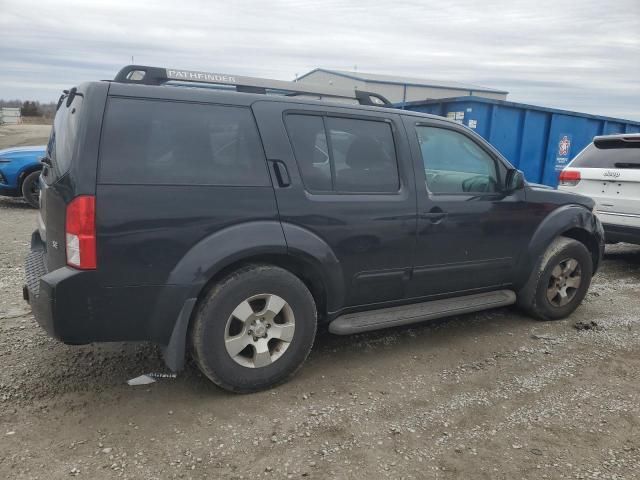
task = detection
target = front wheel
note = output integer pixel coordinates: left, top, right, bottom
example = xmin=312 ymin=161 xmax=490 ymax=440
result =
xmin=21 ymin=171 xmax=41 ymax=208
xmin=190 ymin=264 xmax=317 ymax=393
xmin=517 ymin=237 xmax=593 ymax=320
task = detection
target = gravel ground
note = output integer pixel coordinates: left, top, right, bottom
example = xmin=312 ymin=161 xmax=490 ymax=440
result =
xmin=1 ymin=125 xmax=639 ymax=479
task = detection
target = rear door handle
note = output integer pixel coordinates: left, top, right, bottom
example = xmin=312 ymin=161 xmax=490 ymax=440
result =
xmin=269 ymin=160 xmax=290 ymax=187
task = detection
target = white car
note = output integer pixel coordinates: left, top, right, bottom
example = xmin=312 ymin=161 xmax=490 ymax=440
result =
xmin=558 ymin=133 xmax=640 ymax=245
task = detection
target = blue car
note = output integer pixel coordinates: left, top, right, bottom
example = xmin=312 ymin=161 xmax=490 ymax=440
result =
xmin=0 ymin=145 xmax=46 ymax=208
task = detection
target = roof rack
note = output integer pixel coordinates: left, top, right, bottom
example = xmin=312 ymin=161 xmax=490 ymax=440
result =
xmin=113 ymin=65 xmax=392 ymax=107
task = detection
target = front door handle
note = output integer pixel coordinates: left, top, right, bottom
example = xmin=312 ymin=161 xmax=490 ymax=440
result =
xmin=421 ymin=207 xmax=447 ymax=223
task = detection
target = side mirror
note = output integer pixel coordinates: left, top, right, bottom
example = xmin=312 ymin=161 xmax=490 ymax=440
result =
xmin=505 ymin=169 xmax=525 ymax=191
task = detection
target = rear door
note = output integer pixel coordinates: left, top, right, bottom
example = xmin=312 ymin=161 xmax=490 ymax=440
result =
xmin=252 ymin=101 xmax=417 ymax=309
xmin=39 ymin=83 xmax=107 ymax=272
xmin=567 ymin=140 xmax=640 ymax=228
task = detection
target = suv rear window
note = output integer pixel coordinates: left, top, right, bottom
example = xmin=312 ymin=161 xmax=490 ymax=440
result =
xmin=47 ymin=94 xmax=83 ymax=182
xmin=571 ymin=142 xmax=640 ymax=169
xmin=99 ymin=98 xmax=270 ymax=186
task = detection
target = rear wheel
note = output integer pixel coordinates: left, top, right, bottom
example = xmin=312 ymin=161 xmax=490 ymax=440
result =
xmin=517 ymin=237 xmax=593 ymax=320
xmin=191 ymin=264 xmax=317 ymax=393
xmin=21 ymin=171 xmax=41 ymax=208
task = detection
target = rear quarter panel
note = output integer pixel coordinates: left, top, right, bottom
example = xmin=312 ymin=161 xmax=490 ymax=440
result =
xmin=95 ymin=185 xmax=283 ymax=287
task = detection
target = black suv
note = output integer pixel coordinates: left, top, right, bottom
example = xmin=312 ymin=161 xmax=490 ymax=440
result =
xmin=24 ymin=66 xmax=604 ymax=392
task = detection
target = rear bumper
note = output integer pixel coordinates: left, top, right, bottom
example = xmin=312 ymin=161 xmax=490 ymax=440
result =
xmin=23 ymin=262 xmax=92 ymax=343
xmin=24 ymin=230 xmax=193 ymax=345
xmin=24 ymin=232 xmax=104 ymax=343
xmin=603 ymin=223 xmax=640 ymax=245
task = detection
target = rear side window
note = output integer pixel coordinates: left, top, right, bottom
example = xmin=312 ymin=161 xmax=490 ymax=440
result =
xmin=285 ymin=114 xmax=399 ymax=193
xmin=284 ymin=115 xmax=332 ymax=191
xmin=571 ymin=142 xmax=640 ymax=169
xmin=99 ymin=98 xmax=269 ymax=186
xmin=47 ymin=94 xmax=83 ymax=181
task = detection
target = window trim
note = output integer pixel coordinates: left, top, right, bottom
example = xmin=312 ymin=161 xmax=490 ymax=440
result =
xmin=283 ymin=110 xmax=403 ymax=195
xmin=321 ymin=116 xmax=338 ymax=191
xmin=413 ymin=121 xmax=507 ymax=197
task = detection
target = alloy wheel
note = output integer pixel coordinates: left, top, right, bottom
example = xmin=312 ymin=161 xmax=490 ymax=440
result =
xmin=546 ymin=257 xmax=582 ymax=307
xmin=224 ymin=294 xmax=295 ymax=368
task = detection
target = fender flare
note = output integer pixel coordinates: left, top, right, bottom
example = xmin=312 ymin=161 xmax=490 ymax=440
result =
xmin=160 ymin=220 xmax=344 ymax=371
xmin=515 ymin=204 xmax=603 ymax=288
xmin=281 ymin=222 xmax=345 ymax=313
xmin=166 ymin=220 xmax=288 ymax=297
xmin=160 ymin=220 xmax=286 ymax=371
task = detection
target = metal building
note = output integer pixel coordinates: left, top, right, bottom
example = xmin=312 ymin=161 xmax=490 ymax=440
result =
xmin=0 ymin=107 xmax=21 ymax=125
xmin=401 ymin=96 xmax=640 ymax=187
xmin=295 ymin=68 xmax=508 ymax=103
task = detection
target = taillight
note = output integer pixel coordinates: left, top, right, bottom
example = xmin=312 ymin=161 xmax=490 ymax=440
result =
xmin=559 ymin=169 xmax=581 ymax=186
xmin=65 ymin=195 xmax=96 ymax=269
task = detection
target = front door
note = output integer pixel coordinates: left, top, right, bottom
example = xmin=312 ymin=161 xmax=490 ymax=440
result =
xmin=252 ymin=101 xmax=417 ymax=309
xmin=403 ymin=117 xmax=533 ymax=298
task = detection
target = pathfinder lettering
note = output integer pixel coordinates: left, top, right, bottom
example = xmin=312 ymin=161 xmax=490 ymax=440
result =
xmin=167 ymin=70 xmax=236 ymax=83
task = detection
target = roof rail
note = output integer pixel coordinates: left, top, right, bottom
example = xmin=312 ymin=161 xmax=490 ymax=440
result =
xmin=113 ymin=65 xmax=392 ymax=107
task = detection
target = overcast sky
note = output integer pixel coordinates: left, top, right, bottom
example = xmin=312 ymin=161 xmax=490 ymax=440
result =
xmin=1 ymin=0 xmax=639 ymax=120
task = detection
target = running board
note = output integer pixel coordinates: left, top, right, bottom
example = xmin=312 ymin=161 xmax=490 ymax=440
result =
xmin=328 ymin=290 xmax=516 ymax=335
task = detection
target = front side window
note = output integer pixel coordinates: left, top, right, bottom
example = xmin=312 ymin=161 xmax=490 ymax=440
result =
xmin=415 ymin=126 xmax=499 ymax=194
xmin=285 ymin=114 xmax=400 ymax=193
xmin=99 ymin=98 xmax=269 ymax=186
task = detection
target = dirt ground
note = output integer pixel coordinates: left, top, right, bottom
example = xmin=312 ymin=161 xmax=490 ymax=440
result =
xmin=0 ymin=125 xmax=639 ymax=479
xmin=0 ymin=124 xmax=51 ymax=149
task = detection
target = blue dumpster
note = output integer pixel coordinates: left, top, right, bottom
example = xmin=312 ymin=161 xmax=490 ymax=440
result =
xmin=398 ymin=96 xmax=640 ymax=187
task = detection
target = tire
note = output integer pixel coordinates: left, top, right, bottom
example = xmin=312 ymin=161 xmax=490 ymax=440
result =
xmin=517 ymin=237 xmax=593 ymax=321
xmin=21 ymin=170 xmax=41 ymax=208
xmin=190 ymin=264 xmax=317 ymax=393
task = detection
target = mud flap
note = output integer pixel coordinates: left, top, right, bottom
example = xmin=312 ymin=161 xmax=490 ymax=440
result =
xmin=161 ymin=298 xmax=197 ymax=372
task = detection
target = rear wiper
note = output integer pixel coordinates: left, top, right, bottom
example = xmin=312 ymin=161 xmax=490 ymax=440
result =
xmin=614 ymin=162 xmax=640 ymax=169
xmin=56 ymin=87 xmax=84 ymax=111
